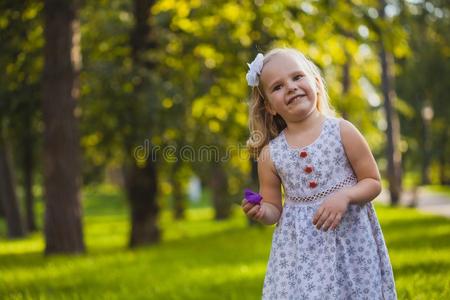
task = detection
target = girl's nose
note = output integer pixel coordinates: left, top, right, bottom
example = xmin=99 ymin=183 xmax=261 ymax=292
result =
xmin=287 ymin=81 xmax=298 ymax=92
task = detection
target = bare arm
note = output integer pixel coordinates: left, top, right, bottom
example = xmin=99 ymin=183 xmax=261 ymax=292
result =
xmin=313 ymin=119 xmax=381 ymax=231
xmin=241 ymin=145 xmax=282 ymax=225
xmin=339 ymin=119 xmax=382 ymax=204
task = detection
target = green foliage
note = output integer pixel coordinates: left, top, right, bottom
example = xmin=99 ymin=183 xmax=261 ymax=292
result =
xmin=1 ymin=188 xmax=450 ymax=299
xmin=3 ymin=0 xmax=447 ymax=202
xmin=0 ymin=0 xmax=448 ymax=172
xmin=79 ymin=0 xmax=138 ymax=182
xmin=396 ymin=0 xmax=450 ymax=183
xmin=0 ymin=0 xmax=43 ymax=182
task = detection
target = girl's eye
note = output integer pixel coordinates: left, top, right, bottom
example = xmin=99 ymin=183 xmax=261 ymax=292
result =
xmin=273 ymin=85 xmax=282 ymax=91
xmin=294 ymin=74 xmax=304 ymax=80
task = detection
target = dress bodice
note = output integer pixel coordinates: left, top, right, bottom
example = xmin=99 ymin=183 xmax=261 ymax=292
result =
xmin=269 ymin=117 xmax=357 ymax=204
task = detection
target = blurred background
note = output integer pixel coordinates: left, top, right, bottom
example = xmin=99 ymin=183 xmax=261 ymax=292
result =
xmin=0 ymin=0 xmax=449 ymax=299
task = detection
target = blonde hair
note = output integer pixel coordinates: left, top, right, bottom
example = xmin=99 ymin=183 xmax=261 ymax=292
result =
xmin=246 ymin=48 xmax=334 ymax=158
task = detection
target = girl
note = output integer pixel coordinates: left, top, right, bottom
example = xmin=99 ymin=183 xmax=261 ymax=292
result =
xmin=242 ymin=48 xmax=397 ymax=299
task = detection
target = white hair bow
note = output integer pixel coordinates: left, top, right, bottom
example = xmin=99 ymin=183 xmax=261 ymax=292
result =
xmin=246 ymin=53 xmax=264 ymax=87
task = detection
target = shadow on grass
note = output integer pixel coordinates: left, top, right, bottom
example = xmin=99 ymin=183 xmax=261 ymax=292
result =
xmin=386 ymin=231 xmax=450 ymax=251
xmin=3 ymin=254 xmax=266 ymax=300
xmin=3 ymin=210 xmax=450 ymax=271
xmin=381 ymin=215 xmax=450 ymax=231
xmin=1 ymin=225 xmax=271 ymax=299
xmin=381 ymin=214 xmax=450 ymax=251
xmin=394 ymin=261 xmax=450 ymax=277
xmin=0 ymin=226 xmax=272 ymax=270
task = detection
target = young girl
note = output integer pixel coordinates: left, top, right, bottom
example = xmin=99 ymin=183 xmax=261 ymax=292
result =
xmin=242 ymin=48 xmax=397 ymax=299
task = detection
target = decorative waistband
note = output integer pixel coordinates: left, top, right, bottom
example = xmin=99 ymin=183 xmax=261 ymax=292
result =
xmin=285 ymin=174 xmax=357 ymax=205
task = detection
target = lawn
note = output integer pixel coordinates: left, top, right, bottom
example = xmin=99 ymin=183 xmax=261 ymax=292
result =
xmin=1 ymin=186 xmax=449 ymax=299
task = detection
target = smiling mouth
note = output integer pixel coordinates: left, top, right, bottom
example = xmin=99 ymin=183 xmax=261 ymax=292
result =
xmin=287 ymin=94 xmax=306 ymax=105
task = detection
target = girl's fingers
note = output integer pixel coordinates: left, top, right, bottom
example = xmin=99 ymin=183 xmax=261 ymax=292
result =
xmin=247 ymin=205 xmax=260 ymax=218
xmin=255 ymin=206 xmax=264 ymax=220
xmin=315 ymin=210 xmax=331 ymax=230
xmin=241 ymin=199 xmax=263 ymax=221
xmin=241 ymin=199 xmax=251 ymax=209
xmin=321 ymin=213 xmax=336 ymax=231
xmin=330 ymin=213 xmax=343 ymax=230
xmin=241 ymin=200 xmax=255 ymax=213
xmin=312 ymin=207 xmax=324 ymax=225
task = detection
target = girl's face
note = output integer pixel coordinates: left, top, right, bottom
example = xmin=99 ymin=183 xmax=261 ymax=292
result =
xmin=260 ymin=53 xmax=319 ymax=122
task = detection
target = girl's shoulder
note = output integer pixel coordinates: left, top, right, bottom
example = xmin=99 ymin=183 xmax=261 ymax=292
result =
xmin=324 ymin=116 xmax=356 ymax=134
xmin=321 ymin=116 xmax=363 ymax=146
xmin=325 ymin=115 xmax=343 ymax=125
xmin=333 ymin=118 xmax=362 ymax=136
xmin=333 ymin=118 xmax=370 ymax=152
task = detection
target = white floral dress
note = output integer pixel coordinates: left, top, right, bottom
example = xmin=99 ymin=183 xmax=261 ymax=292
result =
xmin=262 ymin=117 xmax=397 ymax=300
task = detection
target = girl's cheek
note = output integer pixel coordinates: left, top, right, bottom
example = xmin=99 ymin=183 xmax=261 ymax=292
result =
xmin=305 ymin=77 xmax=316 ymax=89
xmin=275 ymin=89 xmax=284 ymax=97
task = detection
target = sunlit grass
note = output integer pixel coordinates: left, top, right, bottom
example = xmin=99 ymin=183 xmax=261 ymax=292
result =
xmin=1 ymin=209 xmax=269 ymax=299
xmin=1 ymin=187 xmax=449 ymax=299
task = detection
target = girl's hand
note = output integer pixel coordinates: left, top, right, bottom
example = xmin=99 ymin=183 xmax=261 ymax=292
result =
xmin=241 ymin=199 xmax=265 ymax=221
xmin=312 ymin=190 xmax=350 ymax=231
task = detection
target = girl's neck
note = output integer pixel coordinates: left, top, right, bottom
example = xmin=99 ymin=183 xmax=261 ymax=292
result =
xmin=284 ymin=110 xmax=325 ymax=136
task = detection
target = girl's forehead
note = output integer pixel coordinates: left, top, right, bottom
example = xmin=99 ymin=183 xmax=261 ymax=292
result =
xmin=261 ymin=53 xmax=308 ymax=82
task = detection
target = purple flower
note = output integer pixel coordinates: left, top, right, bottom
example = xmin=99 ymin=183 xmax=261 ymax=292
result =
xmin=244 ymin=188 xmax=263 ymax=204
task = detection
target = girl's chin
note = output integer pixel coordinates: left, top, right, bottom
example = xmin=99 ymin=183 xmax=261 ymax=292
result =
xmin=283 ymin=107 xmax=317 ymax=121
xmin=286 ymin=102 xmax=312 ymax=113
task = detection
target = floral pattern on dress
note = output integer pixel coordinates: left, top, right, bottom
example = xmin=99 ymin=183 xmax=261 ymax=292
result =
xmin=263 ymin=117 xmax=397 ymax=300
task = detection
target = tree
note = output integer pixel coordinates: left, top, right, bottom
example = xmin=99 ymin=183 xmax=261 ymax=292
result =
xmin=377 ymin=0 xmax=403 ymax=204
xmin=42 ymin=0 xmax=85 ymax=254
xmin=396 ymin=0 xmax=450 ymax=185
xmin=78 ymin=0 xmax=161 ymax=247
xmin=125 ymin=0 xmax=160 ymax=247
xmin=340 ymin=0 xmax=406 ymax=204
xmin=0 ymin=0 xmax=43 ymax=233
xmin=0 ymin=129 xmax=25 ymax=238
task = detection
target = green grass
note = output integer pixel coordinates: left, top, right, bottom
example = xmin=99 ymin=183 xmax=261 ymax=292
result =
xmin=1 ymin=187 xmax=450 ymax=299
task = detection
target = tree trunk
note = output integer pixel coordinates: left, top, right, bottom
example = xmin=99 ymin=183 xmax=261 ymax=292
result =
xmin=124 ymin=0 xmax=160 ymax=247
xmin=124 ymin=160 xmax=160 ymax=247
xmin=172 ymin=176 xmax=185 ymax=220
xmin=23 ymin=113 xmax=37 ymax=231
xmin=421 ymin=117 xmax=431 ymax=185
xmin=0 ymin=170 xmax=4 ymax=217
xmin=0 ymin=133 xmax=25 ymax=238
xmin=341 ymin=50 xmax=351 ymax=120
xmin=42 ymin=0 xmax=84 ymax=254
xmin=209 ymin=164 xmax=231 ymax=220
xmin=0 ymin=191 xmax=3 ymax=217
xmin=439 ymin=128 xmax=449 ymax=185
xmin=379 ymin=46 xmax=403 ymax=205
xmin=171 ymin=160 xmax=185 ymax=220
xmin=131 ymin=0 xmax=156 ymax=67
xmin=379 ymin=0 xmax=403 ymax=205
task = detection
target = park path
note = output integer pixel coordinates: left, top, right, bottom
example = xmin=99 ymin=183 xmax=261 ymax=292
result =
xmin=375 ymin=188 xmax=450 ymax=218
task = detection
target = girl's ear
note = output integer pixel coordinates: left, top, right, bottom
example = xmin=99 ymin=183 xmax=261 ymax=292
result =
xmin=314 ymin=76 xmax=321 ymax=94
xmin=314 ymin=77 xmax=322 ymax=110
